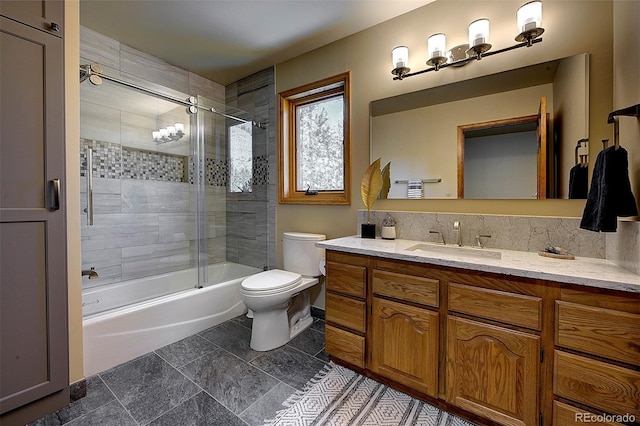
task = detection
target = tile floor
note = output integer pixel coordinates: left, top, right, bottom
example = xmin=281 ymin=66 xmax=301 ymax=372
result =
xmin=31 ymin=313 xmax=329 ymax=426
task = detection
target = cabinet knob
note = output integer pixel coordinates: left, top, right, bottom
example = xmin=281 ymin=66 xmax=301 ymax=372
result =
xmin=50 ymin=22 xmax=60 ymax=32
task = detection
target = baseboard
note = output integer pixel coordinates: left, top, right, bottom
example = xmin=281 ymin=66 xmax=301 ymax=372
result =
xmin=70 ymin=377 xmax=87 ymax=402
xmin=310 ymin=306 xmax=325 ymax=320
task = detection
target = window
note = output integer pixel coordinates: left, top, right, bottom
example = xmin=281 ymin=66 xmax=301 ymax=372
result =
xmin=228 ymin=121 xmax=253 ymax=193
xmin=279 ymin=72 xmax=351 ymax=204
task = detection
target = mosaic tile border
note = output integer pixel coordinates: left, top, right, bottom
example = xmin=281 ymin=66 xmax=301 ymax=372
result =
xmin=81 ymin=138 xmax=188 ymax=183
xmin=122 ymin=149 xmax=186 ymax=182
xmin=80 ymin=139 xmax=121 ymax=179
xmin=253 ymin=155 xmax=269 ymax=185
xmin=81 ymin=139 xmax=269 ymax=187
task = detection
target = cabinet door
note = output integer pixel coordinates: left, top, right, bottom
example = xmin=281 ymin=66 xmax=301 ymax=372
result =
xmin=0 ymin=14 xmax=68 ymax=419
xmin=325 ymin=324 xmax=365 ymax=368
xmin=446 ymin=316 xmax=540 ymax=426
xmin=0 ymin=0 xmax=63 ymax=35
xmin=371 ymin=297 xmax=438 ymax=397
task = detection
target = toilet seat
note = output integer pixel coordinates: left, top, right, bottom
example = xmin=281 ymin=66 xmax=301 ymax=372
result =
xmin=241 ymin=269 xmax=302 ymax=295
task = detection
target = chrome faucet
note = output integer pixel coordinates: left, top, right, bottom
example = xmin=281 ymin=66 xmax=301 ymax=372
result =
xmin=429 ymin=230 xmax=446 ymax=245
xmin=82 ymin=267 xmax=99 ymax=279
xmin=475 ymin=234 xmax=492 ymax=249
xmin=453 ymin=221 xmax=462 ymax=246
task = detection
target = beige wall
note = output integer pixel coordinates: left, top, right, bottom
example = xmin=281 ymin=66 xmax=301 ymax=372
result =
xmin=65 ymin=0 xmax=84 ymax=383
xmin=554 ymin=53 xmax=589 ymax=198
xmin=613 ymin=0 xmax=640 ymax=214
xmin=275 ymin=1 xmax=616 ymax=270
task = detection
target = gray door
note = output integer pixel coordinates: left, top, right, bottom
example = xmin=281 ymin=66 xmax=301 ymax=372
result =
xmin=0 ymin=10 xmax=68 ymax=420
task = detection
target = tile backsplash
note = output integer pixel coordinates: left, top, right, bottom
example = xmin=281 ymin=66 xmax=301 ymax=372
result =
xmin=358 ymin=210 xmax=607 ymax=259
xmin=606 ymin=221 xmax=640 ymax=274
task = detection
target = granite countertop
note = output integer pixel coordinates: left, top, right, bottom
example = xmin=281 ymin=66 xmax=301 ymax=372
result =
xmin=317 ymin=236 xmax=640 ymax=294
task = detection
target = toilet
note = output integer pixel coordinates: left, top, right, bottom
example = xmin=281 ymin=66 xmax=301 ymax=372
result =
xmin=241 ymin=232 xmax=326 ymax=351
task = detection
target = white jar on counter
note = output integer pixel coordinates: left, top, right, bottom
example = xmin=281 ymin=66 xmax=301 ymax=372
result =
xmin=381 ymin=214 xmax=397 ymax=240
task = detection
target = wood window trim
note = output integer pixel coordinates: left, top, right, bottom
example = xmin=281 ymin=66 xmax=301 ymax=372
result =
xmin=278 ymin=72 xmax=351 ymax=205
xmin=457 ymin=113 xmax=542 ymax=199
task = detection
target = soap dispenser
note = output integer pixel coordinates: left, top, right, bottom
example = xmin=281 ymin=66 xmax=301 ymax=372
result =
xmin=381 ymin=214 xmax=397 ymax=240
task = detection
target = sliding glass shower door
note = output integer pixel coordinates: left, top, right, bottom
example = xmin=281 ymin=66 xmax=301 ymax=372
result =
xmin=80 ymin=76 xmax=206 ymax=314
xmin=195 ymin=96 xmax=269 ymax=280
xmin=80 ymin=68 xmax=268 ymax=315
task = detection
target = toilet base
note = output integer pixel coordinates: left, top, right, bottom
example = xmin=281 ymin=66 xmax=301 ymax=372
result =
xmin=249 ymin=288 xmax=315 ymax=351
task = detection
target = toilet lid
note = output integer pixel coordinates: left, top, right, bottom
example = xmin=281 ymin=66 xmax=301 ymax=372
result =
xmin=241 ymin=269 xmax=302 ymax=293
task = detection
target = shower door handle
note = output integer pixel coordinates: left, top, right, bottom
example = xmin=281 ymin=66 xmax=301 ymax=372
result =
xmin=85 ymin=147 xmax=94 ymax=226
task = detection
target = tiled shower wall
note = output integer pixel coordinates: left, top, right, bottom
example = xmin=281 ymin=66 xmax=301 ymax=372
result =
xmin=80 ymin=26 xmax=270 ymax=287
xmin=226 ymin=68 xmax=276 ymax=270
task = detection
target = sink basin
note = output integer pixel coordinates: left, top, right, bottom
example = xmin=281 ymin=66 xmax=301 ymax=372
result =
xmin=405 ymin=243 xmax=502 ymax=260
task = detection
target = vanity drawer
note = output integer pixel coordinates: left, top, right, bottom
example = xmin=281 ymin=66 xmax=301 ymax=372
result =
xmin=448 ymin=282 xmax=542 ymax=330
xmin=326 ymin=261 xmax=366 ymax=298
xmin=325 ymin=324 xmax=365 ymax=368
xmin=556 ymin=301 xmax=640 ymax=366
xmin=326 ymin=292 xmax=366 ymax=333
xmin=553 ymin=401 xmax=625 ymax=426
xmin=372 ymin=269 xmax=439 ymax=308
xmin=554 ymin=350 xmax=640 ymax=417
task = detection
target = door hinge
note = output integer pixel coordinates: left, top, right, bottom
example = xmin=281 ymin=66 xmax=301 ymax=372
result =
xmin=370 ymin=305 xmax=373 ymax=315
xmin=540 ymin=347 xmax=544 ymax=363
xmin=539 ymin=412 xmax=543 ymax=426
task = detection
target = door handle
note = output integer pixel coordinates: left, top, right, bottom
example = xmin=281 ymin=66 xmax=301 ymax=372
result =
xmin=85 ymin=148 xmax=94 ymax=225
xmin=51 ymin=179 xmax=60 ymax=210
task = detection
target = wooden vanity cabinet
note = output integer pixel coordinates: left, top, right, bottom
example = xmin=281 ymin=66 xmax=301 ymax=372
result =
xmin=446 ymin=280 xmax=543 ymax=426
xmin=369 ymin=267 xmax=440 ymax=397
xmin=446 ymin=316 xmax=540 ymax=426
xmin=324 ymin=251 xmax=367 ymax=368
xmin=553 ymin=288 xmax=640 ymax=423
xmin=323 ymin=249 xmax=639 ymax=426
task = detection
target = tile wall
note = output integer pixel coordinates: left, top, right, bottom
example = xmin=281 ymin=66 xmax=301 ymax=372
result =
xmin=359 ymin=210 xmax=640 ymax=274
xmin=226 ymin=68 xmax=276 ymax=270
xmin=606 ymin=221 xmax=640 ymax=274
xmin=358 ymin=210 xmax=607 ymax=259
xmin=80 ymin=26 xmax=272 ymax=289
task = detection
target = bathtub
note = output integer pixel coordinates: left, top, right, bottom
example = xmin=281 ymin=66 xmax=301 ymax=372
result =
xmin=82 ymin=262 xmax=261 ymax=376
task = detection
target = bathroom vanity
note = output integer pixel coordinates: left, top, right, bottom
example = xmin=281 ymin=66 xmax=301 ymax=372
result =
xmin=318 ymin=237 xmax=640 ymax=426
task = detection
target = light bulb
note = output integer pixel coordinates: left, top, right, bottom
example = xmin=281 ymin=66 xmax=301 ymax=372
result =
xmin=517 ymin=1 xmax=542 ymax=33
xmin=392 ymin=46 xmax=409 ymax=69
xmin=428 ymin=33 xmax=447 ymax=60
xmin=468 ymin=18 xmax=490 ymax=48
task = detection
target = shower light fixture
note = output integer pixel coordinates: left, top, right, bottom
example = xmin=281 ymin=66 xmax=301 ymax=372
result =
xmin=391 ymin=1 xmax=544 ymax=80
xmin=153 ymin=123 xmax=185 ymax=143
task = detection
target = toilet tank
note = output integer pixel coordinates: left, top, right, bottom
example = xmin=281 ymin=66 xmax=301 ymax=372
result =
xmin=282 ymin=232 xmax=326 ymax=277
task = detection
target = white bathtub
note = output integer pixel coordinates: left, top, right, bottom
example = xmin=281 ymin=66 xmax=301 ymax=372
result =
xmin=82 ymin=262 xmax=261 ymax=376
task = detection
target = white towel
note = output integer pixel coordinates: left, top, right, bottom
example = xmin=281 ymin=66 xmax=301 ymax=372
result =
xmin=407 ymin=179 xmax=423 ymax=199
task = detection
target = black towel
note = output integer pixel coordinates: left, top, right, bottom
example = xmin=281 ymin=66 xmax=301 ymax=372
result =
xmin=580 ymin=146 xmax=638 ymax=232
xmin=568 ymin=164 xmax=588 ymax=199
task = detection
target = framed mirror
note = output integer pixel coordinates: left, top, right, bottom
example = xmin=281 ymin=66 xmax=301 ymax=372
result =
xmin=370 ymin=53 xmax=589 ymax=199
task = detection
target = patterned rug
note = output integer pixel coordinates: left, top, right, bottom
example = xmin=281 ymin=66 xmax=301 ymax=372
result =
xmin=264 ymin=363 xmax=476 ymax=426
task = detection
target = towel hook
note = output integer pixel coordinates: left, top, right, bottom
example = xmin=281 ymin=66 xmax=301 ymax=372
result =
xmin=607 ymin=103 xmax=640 ymax=151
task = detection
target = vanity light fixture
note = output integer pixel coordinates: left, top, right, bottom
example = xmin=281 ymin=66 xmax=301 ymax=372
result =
xmin=152 ymin=122 xmax=185 ymax=143
xmin=426 ymin=33 xmax=448 ymax=70
xmin=391 ymin=1 xmax=544 ymax=80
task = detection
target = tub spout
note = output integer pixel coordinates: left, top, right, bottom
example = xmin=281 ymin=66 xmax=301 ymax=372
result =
xmin=82 ymin=267 xmax=99 ymax=279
